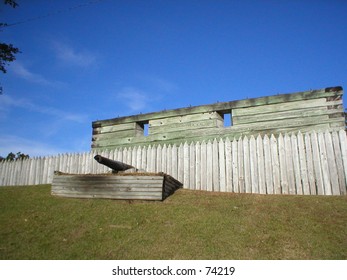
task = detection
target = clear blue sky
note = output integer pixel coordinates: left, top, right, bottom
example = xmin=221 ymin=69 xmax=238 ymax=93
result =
xmin=1 ymin=0 xmax=346 ymax=157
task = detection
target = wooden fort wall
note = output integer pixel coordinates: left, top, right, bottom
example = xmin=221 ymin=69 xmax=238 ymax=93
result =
xmin=92 ymin=86 xmax=345 ymax=150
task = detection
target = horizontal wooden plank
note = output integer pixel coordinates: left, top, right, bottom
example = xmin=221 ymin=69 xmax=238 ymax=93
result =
xmin=52 ymin=192 xmax=163 ymax=200
xmin=93 ymin=122 xmax=143 ymax=134
xmin=52 ymin=178 xmax=163 ymax=185
xmin=52 ymin=186 xmax=163 ymax=194
xmin=52 ymin=189 xmax=163 ymax=195
xmin=232 ymin=99 xmax=342 ymax=117
xmin=233 ymin=107 xmax=343 ymax=125
xmin=53 ymin=180 xmax=163 ymax=189
xmin=92 ymin=130 xmax=143 ymax=141
xmin=53 ymin=174 xmax=164 ymax=179
xmin=149 ymin=111 xmax=223 ymax=127
xmin=149 ymin=119 xmax=224 ymax=135
xmin=52 ymin=183 xmax=163 ymax=190
xmin=52 ymin=178 xmax=163 ymax=184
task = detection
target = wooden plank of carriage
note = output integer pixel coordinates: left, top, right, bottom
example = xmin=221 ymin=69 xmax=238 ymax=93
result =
xmin=51 ymin=172 xmax=182 ymax=201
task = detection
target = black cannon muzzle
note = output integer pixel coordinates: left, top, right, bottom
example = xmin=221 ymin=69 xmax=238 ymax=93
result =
xmin=94 ymin=155 xmax=135 ymax=172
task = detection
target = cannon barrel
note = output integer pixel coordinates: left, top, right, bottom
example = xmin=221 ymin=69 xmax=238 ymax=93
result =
xmin=94 ymin=155 xmax=134 ymax=172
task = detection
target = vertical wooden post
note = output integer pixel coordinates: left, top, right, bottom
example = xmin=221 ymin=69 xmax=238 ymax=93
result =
xmin=257 ymin=135 xmax=266 ymax=194
xmin=225 ymin=138 xmax=232 ymax=193
xmin=263 ymin=134 xmax=274 ymax=194
xmin=189 ymin=142 xmax=196 ymax=190
xmin=243 ymin=136 xmax=251 ymax=193
xmin=183 ymin=142 xmax=190 ymax=189
xmin=212 ymin=139 xmax=220 ymax=192
xmin=332 ymin=131 xmax=346 ymax=194
xmin=297 ymin=132 xmax=310 ymax=195
xmin=249 ymin=135 xmax=258 ymax=194
xmin=291 ymin=133 xmax=303 ymax=195
xmin=195 ymin=141 xmax=201 ymax=190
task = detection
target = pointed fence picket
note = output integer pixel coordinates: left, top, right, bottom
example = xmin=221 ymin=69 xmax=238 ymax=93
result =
xmin=0 ymin=130 xmax=346 ymax=196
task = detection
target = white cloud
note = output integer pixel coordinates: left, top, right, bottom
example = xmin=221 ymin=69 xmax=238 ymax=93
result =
xmin=0 ymin=95 xmax=88 ymax=123
xmin=0 ymin=96 xmax=90 ymax=156
xmin=11 ymin=61 xmax=63 ymax=87
xmin=52 ymin=41 xmax=97 ymax=67
xmin=116 ymin=87 xmax=148 ymax=112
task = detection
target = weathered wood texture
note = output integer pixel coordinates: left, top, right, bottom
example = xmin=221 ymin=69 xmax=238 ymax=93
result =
xmin=1 ymin=130 xmax=346 ymax=196
xmin=92 ymin=87 xmax=345 ymax=149
xmin=51 ymin=173 xmax=182 ymax=201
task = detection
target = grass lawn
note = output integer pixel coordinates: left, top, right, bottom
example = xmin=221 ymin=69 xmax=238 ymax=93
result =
xmin=0 ymin=185 xmax=346 ymax=260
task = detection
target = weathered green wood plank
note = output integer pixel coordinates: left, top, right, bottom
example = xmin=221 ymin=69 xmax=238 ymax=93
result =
xmin=93 ymin=122 xmax=143 ymax=134
xmin=92 ymin=129 xmax=143 ymax=141
xmin=150 ymin=119 xmax=223 ymax=135
xmin=233 ymin=107 xmax=343 ymax=125
xmin=149 ymin=111 xmax=223 ymax=127
xmin=232 ymin=98 xmax=341 ymax=117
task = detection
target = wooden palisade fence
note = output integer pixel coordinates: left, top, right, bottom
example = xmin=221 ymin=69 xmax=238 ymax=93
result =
xmin=1 ymin=130 xmax=346 ymax=195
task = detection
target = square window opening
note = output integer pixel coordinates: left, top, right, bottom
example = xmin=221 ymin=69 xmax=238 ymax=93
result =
xmin=138 ymin=121 xmax=149 ymax=136
xmin=218 ymin=111 xmax=232 ymax=127
xmin=143 ymin=123 xmax=149 ymax=136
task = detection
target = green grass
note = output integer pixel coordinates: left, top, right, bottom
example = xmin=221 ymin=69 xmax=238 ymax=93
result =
xmin=0 ymin=185 xmax=346 ymax=260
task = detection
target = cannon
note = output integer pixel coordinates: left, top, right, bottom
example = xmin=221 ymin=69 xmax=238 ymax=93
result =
xmin=94 ymin=155 xmax=135 ymax=172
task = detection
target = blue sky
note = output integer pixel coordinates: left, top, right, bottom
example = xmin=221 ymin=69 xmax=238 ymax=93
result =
xmin=1 ymin=0 xmax=346 ymax=157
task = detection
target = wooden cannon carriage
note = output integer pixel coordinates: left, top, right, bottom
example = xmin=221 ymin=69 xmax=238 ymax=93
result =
xmin=51 ymin=155 xmax=182 ymax=201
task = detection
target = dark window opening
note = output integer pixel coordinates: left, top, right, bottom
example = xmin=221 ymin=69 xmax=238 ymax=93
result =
xmin=138 ymin=121 xmax=149 ymax=136
xmin=218 ymin=111 xmax=233 ymax=127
